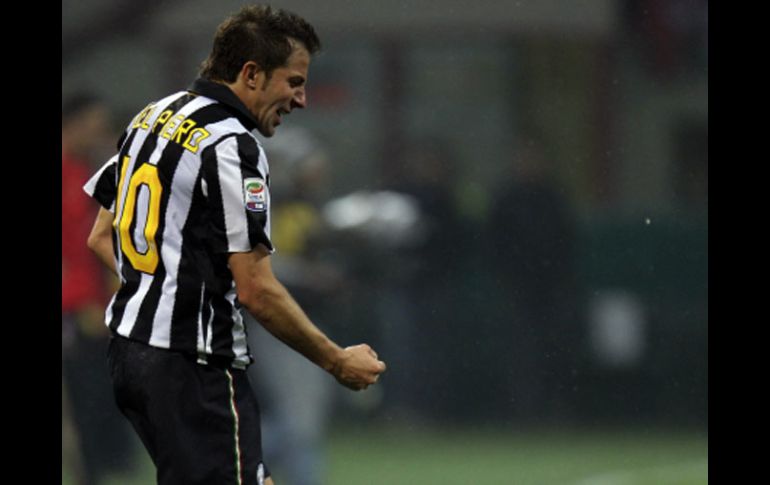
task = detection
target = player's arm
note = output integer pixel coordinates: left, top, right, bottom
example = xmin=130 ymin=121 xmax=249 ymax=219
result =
xmin=229 ymin=245 xmax=386 ymax=390
xmin=87 ymin=207 xmax=117 ymax=276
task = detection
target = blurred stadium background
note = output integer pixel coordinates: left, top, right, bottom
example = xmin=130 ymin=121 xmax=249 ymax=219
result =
xmin=62 ymin=0 xmax=707 ymax=483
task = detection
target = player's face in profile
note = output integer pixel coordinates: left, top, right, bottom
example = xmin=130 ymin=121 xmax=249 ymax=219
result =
xmin=252 ymin=42 xmax=310 ymax=137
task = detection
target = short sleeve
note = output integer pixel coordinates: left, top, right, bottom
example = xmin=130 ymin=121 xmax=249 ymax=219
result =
xmin=83 ymin=155 xmax=118 ymax=213
xmin=201 ymin=134 xmax=273 ymax=254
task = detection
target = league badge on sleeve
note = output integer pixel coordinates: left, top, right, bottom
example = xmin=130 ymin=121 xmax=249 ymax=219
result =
xmin=243 ymin=178 xmax=267 ymax=212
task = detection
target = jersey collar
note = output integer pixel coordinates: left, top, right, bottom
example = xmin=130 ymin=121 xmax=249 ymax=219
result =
xmin=188 ymin=78 xmax=260 ymax=131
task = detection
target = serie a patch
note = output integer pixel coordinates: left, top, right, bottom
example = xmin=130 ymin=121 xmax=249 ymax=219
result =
xmin=243 ymin=177 xmax=267 ymax=212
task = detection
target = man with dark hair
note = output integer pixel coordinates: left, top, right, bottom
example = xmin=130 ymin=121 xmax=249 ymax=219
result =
xmin=199 ymin=5 xmax=321 ymax=84
xmin=83 ymin=6 xmax=385 ymax=485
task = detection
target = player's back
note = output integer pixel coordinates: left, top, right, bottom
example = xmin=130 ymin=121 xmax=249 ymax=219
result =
xmin=91 ymin=86 xmax=270 ymax=368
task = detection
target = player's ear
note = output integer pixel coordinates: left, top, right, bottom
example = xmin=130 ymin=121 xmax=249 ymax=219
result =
xmin=241 ymin=62 xmax=265 ymax=90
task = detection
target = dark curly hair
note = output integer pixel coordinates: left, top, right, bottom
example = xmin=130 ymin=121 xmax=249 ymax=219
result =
xmin=200 ymin=5 xmax=321 ymax=83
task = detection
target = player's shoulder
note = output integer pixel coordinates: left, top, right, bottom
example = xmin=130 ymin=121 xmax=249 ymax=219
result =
xmin=128 ymin=89 xmax=262 ymax=158
xmin=135 ymin=90 xmax=243 ymax=132
xmin=122 ymin=90 xmax=193 ymax=132
xmin=190 ymin=99 xmax=256 ymax=141
xmin=194 ymin=115 xmax=263 ymax=164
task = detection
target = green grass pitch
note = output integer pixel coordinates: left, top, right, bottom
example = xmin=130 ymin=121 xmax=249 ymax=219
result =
xmin=63 ymin=424 xmax=707 ymax=484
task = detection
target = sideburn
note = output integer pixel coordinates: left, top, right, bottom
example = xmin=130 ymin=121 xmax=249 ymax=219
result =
xmin=260 ymin=71 xmax=274 ymax=91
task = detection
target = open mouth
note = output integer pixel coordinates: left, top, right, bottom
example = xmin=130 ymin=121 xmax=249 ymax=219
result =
xmin=275 ymin=107 xmax=290 ymax=125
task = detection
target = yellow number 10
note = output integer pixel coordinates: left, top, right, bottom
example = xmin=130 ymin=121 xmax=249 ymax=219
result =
xmin=114 ymin=156 xmax=163 ymax=274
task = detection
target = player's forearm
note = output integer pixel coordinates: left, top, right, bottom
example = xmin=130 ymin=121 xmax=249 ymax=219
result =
xmin=87 ymin=207 xmax=118 ymax=276
xmin=244 ymin=282 xmax=343 ymax=373
xmin=89 ymin=237 xmax=117 ymax=276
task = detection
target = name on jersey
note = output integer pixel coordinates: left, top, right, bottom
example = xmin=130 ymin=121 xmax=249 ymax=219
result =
xmin=131 ymin=102 xmax=210 ymax=154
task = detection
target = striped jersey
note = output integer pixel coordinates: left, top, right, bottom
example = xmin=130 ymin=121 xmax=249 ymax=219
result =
xmin=83 ymin=78 xmax=275 ymax=369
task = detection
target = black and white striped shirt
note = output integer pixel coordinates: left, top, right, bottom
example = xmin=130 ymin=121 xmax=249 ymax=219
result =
xmin=84 ymin=78 xmax=274 ymax=369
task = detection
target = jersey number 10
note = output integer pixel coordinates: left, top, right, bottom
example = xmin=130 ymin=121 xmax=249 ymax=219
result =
xmin=114 ymin=156 xmax=163 ymax=274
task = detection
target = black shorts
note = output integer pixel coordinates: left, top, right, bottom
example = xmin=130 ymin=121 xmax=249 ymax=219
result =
xmin=107 ymin=336 xmax=270 ymax=485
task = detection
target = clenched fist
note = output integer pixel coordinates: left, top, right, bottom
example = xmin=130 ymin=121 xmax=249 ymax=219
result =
xmin=330 ymin=344 xmax=387 ymax=391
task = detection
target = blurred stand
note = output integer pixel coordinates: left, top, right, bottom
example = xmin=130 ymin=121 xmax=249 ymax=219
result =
xmin=486 ymin=130 xmax=581 ymax=425
xmin=373 ymin=139 xmax=466 ymax=421
xmin=244 ymin=127 xmax=340 ymax=485
xmin=322 ymin=189 xmax=424 ymax=418
xmin=61 ymin=93 xmax=133 ymax=485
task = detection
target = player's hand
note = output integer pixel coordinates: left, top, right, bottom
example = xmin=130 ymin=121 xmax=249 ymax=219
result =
xmin=331 ymin=344 xmax=386 ymax=391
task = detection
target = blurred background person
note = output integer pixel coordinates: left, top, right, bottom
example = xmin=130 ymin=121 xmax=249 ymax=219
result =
xmin=244 ymin=126 xmax=340 ymax=485
xmin=486 ymin=128 xmax=580 ymax=424
xmin=378 ymin=137 xmax=465 ymax=421
xmin=61 ymin=93 xmax=133 ymax=485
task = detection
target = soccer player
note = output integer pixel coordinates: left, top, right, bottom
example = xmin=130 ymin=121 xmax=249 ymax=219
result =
xmin=83 ymin=6 xmax=386 ymax=485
